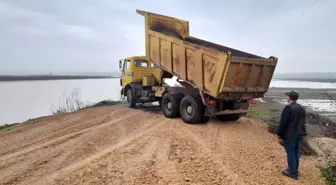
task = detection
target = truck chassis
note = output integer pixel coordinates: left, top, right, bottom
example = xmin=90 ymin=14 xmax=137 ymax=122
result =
xmin=121 ymin=82 xmax=249 ymax=124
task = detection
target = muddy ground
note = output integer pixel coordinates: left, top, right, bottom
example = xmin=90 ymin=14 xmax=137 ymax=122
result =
xmin=0 ymin=105 xmax=326 ymax=185
xmin=263 ymin=87 xmax=336 ymax=138
xmin=265 ymin=87 xmax=336 ymax=119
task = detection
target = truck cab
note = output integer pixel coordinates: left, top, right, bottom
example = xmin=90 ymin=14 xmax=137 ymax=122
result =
xmin=119 ymin=56 xmax=162 ymax=103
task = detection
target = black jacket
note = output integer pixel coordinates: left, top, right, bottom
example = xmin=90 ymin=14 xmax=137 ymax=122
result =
xmin=276 ymin=102 xmax=307 ymax=139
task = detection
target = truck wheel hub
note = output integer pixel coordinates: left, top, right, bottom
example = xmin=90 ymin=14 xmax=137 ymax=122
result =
xmin=186 ymin=106 xmax=193 ymax=115
xmin=167 ymin=102 xmax=172 ymax=110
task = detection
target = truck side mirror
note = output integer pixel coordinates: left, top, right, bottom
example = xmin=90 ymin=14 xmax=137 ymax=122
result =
xmin=119 ymin=60 xmax=122 ymax=69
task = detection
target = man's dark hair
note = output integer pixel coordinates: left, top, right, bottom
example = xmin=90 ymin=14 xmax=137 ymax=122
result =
xmin=285 ymin=90 xmax=299 ymax=101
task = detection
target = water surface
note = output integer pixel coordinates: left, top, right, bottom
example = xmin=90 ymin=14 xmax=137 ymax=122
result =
xmin=0 ymin=79 xmax=121 ymax=125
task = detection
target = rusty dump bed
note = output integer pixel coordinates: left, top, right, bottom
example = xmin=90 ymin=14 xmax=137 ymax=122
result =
xmin=137 ymin=10 xmax=278 ymax=100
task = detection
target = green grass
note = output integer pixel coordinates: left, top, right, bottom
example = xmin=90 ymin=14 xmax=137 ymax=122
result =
xmin=0 ymin=123 xmax=19 ymax=131
xmin=249 ymin=103 xmax=280 ymax=134
xmin=247 ymin=104 xmax=281 ymax=134
xmin=247 ymin=104 xmax=272 ymax=121
xmin=321 ymin=167 xmax=336 ymax=185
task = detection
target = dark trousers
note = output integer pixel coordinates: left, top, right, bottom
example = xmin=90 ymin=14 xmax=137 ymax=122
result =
xmin=283 ymin=135 xmax=303 ymax=176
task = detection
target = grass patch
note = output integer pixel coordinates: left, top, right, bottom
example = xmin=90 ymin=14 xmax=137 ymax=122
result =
xmin=247 ymin=104 xmax=272 ymax=120
xmin=0 ymin=123 xmax=19 ymax=131
xmin=247 ymin=104 xmax=280 ymax=134
xmin=321 ymin=167 xmax=336 ymax=185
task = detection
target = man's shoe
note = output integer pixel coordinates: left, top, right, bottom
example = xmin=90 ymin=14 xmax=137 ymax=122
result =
xmin=282 ymin=170 xmax=298 ymax=180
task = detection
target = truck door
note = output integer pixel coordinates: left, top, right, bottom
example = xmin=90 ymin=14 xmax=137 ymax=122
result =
xmin=121 ymin=59 xmax=133 ymax=88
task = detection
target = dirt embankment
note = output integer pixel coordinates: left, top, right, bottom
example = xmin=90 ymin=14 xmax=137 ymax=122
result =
xmin=0 ymin=105 xmax=325 ymax=185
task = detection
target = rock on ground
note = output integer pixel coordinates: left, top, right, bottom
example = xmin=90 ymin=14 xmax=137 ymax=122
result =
xmin=0 ymin=106 xmax=326 ymax=185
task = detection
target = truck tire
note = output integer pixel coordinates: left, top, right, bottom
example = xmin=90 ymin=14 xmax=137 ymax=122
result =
xmin=126 ymin=88 xmax=136 ymax=108
xmin=161 ymin=93 xmax=182 ymax=118
xmin=216 ymin=115 xmax=240 ymax=122
xmin=179 ymin=96 xmax=204 ymax=124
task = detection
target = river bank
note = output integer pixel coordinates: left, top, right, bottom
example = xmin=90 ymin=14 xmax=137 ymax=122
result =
xmin=251 ymin=87 xmax=336 ymax=183
xmin=260 ymin=87 xmax=336 ymax=139
xmin=265 ymin=87 xmax=336 ymax=122
xmin=0 ymin=75 xmax=116 ymax=82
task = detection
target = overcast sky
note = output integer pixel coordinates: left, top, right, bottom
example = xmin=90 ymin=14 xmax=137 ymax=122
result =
xmin=0 ymin=0 xmax=335 ymax=74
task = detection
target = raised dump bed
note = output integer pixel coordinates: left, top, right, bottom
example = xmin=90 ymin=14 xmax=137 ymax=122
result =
xmin=137 ymin=9 xmax=277 ymax=100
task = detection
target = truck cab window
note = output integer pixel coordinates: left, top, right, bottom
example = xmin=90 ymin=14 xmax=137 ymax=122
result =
xmin=135 ymin=60 xmax=148 ymax=67
xmin=124 ymin=60 xmax=131 ymax=71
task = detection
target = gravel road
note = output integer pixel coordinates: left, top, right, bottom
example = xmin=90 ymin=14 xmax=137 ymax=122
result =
xmin=0 ymin=105 xmax=325 ymax=185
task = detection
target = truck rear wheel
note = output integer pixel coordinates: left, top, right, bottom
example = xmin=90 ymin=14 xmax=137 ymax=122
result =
xmin=162 ymin=93 xmax=182 ymax=118
xmin=126 ymin=88 xmax=136 ymax=108
xmin=179 ymin=96 xmax=204 ymax=124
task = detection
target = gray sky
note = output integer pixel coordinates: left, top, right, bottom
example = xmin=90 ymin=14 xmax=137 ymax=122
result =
xmin=0 ymin=0 xmax=335 ymax=74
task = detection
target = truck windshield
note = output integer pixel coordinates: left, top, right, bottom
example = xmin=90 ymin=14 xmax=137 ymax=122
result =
xmin=135 ymin=60 xmax=148 ymax=67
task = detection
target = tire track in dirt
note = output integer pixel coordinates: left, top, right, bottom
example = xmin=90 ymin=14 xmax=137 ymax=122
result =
xmin=53 ymin=118 xmax=175 ymax=185
xmin=164 ymin=120 xmax=245 ymax=185
xmin=146 ymin=120 xmax=185 ymax=185
xmin=0 ymin=107 xmax=122 ymax=156
xmin=0 ymin=152 xmax=63 ymax=185
xmin=0 ymin=131 xmax=85 ymax=171
xmin=0 ymin=108 xmax=138 ymax=162
xmin=0 ymin=109 xmax=163 ymax=185
xmin=0 ymin=131 xmax=86 ymax=183
xmin=0 ymin=107 xmax=126 ymax=154
xmin=131 ymin=120 xmax=178 ymax=185
xmin=47 ymin=111 xmax=163 ymax=172
xmin=21 ymin=114 xmax=167 ymax=185
xmin=0 ymin=115 xmax=83 ymax=156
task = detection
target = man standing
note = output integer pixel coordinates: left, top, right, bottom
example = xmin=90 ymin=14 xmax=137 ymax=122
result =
xmin=276 ymin=90 xmax=307 ymax=179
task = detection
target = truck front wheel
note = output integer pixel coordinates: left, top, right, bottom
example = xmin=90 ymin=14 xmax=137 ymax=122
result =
xmin=126 ymin=88 xmax=136 ymax=108
xmin=179 ymin=96 xmax=204 ymax=124
xmin=162 ymin=93 xmax=181 ymax=118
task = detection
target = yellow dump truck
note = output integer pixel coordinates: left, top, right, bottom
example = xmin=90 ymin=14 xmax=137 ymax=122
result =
xmin=119 ymin=10 xmax=278 ymax=123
